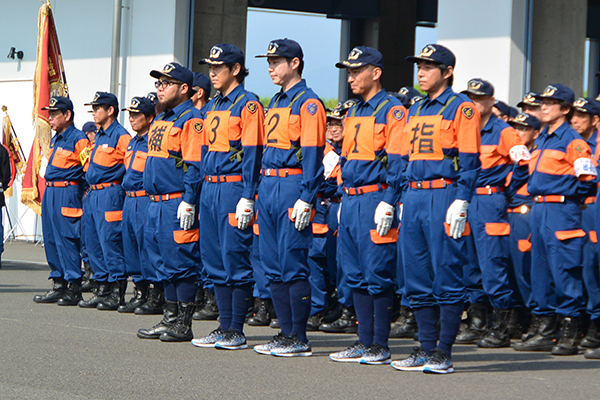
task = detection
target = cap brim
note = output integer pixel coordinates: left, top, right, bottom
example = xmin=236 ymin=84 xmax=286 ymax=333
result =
xmin=327 ymin=115 xmax=344 ymax=120
xmin=198 ymin=58 xmax=224 ymax=65
xmin=335 ymin=60 xmax=367 ymax=69
xmin=405 ymin=55 xmax=441 ymax=64
xmin=461 ymin=89 xmax=492 ymax=97
xmin=83 ymin=102 xmax=96 ymax=106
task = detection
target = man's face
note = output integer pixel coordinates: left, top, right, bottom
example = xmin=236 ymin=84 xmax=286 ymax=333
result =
xmin=48 ymin=110 xmax=70 ymax=133
xmin=521 ymin=104 xmax=543 ymax=121
xmin=514 ymin=125 xmax=539 ymax=147
xmin=467 ymin=94 xmax=495 ymax=118
xmin=570 ymin=110 xmax=594 ymax=135
xmin=209 ymin=64 xmax=237 ymax=92
xmin=91 ymin=105 xmax=110 ymax=126
xmin=540 ymin=99 xmax=568 ymax=125
xmin=416 ymin=61 xmax=445 ymax=93
xmin=327 ymin=119 xmax=344 ymax=143
xmin=156 ymin=79 xmax=184 ymax=110
xmin=347 ymin=65 xmax=376 ymax=97
xmin=267 ymin=57 xmax=295 ymax=87
xmin=129 ymin=112 xmax=152 ymax=135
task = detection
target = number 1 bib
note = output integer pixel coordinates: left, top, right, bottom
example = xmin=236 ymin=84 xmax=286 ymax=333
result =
xmin=342 ymin=116 xmax=376 ymax=161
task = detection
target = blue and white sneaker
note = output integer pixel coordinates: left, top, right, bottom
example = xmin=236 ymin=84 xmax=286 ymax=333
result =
xmin=359 ymin=344 xmax=391 ymax=365
xmin=254 ymin=332 xmax=288 ymax=355
xmin=329 ymin=341 xmax=367 ymax=363
xmin=423 ymin=348 xmax=454 ymax=374
xmin=391 ymin=347 xmax=430 ymax=371
xmin=215 ymin=329 xmax=248 ymax=350
xmin=191 ymin=328 xmax=225 ymax=348
xmin=270 ymin=334 xmax=312 ymax=357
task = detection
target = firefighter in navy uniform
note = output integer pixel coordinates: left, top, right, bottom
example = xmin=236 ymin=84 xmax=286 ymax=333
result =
xmin=33 ymin=96 xmax=89 ymax=305
xmin=136 ymin=63 xmax=204 ymax=342
xmin=78 ymin=92 xmax=131 ymax=310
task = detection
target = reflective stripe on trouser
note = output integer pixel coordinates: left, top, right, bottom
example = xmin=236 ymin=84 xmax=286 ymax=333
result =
xmin=82 ymin=185 xmax=126 ymax=282
xmin=144 ymin=198 xmax=200 ymax=282
xmin=200 ymin=181 xmax=254 ymax=286
xmin=401 ymin=186 xmax=467 ymax=307
xmin=508 ymin=211 xmax=535 ymax=309
xmin=465 ymin=193 xmax=518 ymax=309
xmin=42 ymin=185 xmax=83 ymax=282
xmin=338 ymin=190 xmax=397 ymax=296
xmin=257 ymin=175 xmax=311 ymax=282
xmin=531 ymin=201 xmax=585 ymax=317
xmin=122 ymin=195 xmax=152 ymax=282
xmin=584 ymin=202 xmax=600 ymax=319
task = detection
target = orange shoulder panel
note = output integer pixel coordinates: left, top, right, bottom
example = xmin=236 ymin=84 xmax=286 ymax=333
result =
xmin=241 ymin=100 xmax=265 ymax=146
xmin=299 ymin=99 xmax=326 ymax=147
xmin=385 ymin=105 xmax=407 ymax=155
xmin=455 ymin=102 xmax=481 ymax=154
xmin=181 ymin=117 xmax=204 ymax=162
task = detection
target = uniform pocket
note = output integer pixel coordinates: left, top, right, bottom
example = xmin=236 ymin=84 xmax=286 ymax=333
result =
xmin=518 ymin=239 xmax=531 ymax=252
xmin=444 ymin=222 xmax=471 ymax=236
xmin=228 ymin=212 xmax=255 ymax=227
xmin=555 ymin=229 xmax=586 ymax=241
xmin=485 ymin=222 xmax=510 ymax=236
xmin=61 ymin=207 xmax=83 ymax=218
xmin=312 ymin=223 xmax=329 ymax=235
xmin=173 ymin=228 xmax=199 ymax=244
xmin=370 ymin=229 xmax=398 ymax=244
xmin=288 ymin=208 xmax=316 ymax=222
xmin=590 ymin=231 xmax=597 ymax=244
xmin=132 ymin=152 xmax=148 ymax=172
xmin=105 ymin=210 xmax=123 ymax=222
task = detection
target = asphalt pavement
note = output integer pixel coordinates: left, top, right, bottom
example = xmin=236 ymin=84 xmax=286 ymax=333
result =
xmin=1 ymin=241 xmax=599 ymax=399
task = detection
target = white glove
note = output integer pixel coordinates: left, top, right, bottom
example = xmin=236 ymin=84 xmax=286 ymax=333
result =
xmin=337 ymin=203 xmax=342 ymax=225
xmin=509 ymin=145 xmax=531 ymax=163
xmin=374 ymin=201 xmax=394 ymax=236
xmin=445 ymin=199 xmax=469 ymax=239
xmin=235 ymin=197 xmax=254 ymax=230
xmin=177 ymin=201 xmax=196 ymax=230
xmin=291 ymin=199 xmax=313 ymax=231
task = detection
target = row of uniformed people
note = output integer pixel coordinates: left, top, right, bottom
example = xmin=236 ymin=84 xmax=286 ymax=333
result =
xmin=32 ymin=39 xmax=600 ymax=373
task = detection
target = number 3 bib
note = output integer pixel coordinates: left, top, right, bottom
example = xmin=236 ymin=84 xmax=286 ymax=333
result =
xmin=205 ymin=111 xmax=231 ymax=152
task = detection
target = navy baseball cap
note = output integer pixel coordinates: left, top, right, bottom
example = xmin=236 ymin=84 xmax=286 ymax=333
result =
xmin=84 ymin=91 xmax=118 ymax=108
xmin=536 ymin=84 xmax=574 ymax=104
xmin=494 ymin=100 xmax=511 ymax=116
xmin=511 ymin=113 xmax=542 ymax=130
xmin=328 ymin=99 xmax=357 ymax=121
xmin=397 ymin=87 xmax=423 ymax=107
xmin=462 ymin=78 xmax=494 ymax=96
xmin=82 ymin=121 xmax=97 ymax=133
xmin=335 ymin=46 xmax=384 ymax=69
xmin=122 ymin=96 xmax=155 ymax=115
xmin=192 ymin=72 xmax=211 ymax=95
xmin=150 ymin=62 xmax=193 ymax=87
xmin=573 ymin=97 xmax=600 ymax=116
xmin=517 ymin=92 xmax=541 ymax=108
xmin=147 ymin=92 xmax=158 ymax=105
xmin=255 ymin=39 xmax=303 ymax=60
xmin=406 ymin=44 xmax=456 ymax=68
xmin=199 ymin=44 xmax=244 ymax=66
xmin=42 ymin=96 xmax=73 ymax=111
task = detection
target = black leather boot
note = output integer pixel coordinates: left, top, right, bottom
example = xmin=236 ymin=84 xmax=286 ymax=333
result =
xmin=137 ymin=301 xmax=178 ymax=339
xmin=57 ymin=279 xmax=83 ymax=306
xmin=97 ymin=280 xmax=127 ymax=310
xmin=584 ymin=347 xmax=600 ymax=359
xmin=307 ymin=311 xmax=325 ymax=331
xmin=247 ymin=298 xmax=274 ymax=326
xmin=390 ymin=307 xmax=419 ymax=338
xmin=478 ymin=309 xmax=511 ymax=348
xmin=118 ymin=281 xmax=149 ymax=313
xmin=323 ymin=291 xmax=344 ymax=324
xmin=581 ymin=318 xmax=600 ymax=348
xmin=134 ymin=282 xmax=165 ymax=315
xmin=81 ymin=262 xmax=96 ymax=293
xmin=552 ymin=316 xmax=581 ymax=355
xmin=160 ymin=302 xmax=195 ymax=342
xmin=33 ymin=278 xmax=67 ymax=303
xmin=513 ymin=314 xmax=557 ymax=352
xmin=193 ymin=288 xmax=219 ymax=320
xmin=456 ymin=303 xmax=488 ymax=344
xmin=78 ymin=281 xmax=112 ymax=308
xmin=319 ymin=306 xmax=358 ymax=333
xmin=521 ymin=313 xmax=540 ymax=342
xmin=192 ymin=287 xmax=206 ymax=320
xmin=507 ymin=308 xmax=524 ymax=339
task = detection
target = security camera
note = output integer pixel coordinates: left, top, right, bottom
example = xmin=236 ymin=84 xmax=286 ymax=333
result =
xmin=7 ymin=47 xmax=24 ymax=60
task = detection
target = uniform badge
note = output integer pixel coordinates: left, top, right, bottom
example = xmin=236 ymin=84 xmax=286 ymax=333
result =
xmin=306 ymin=102 xmax=318 ymax=115
xmin=194 ymin=121 xmax=203 ymax=133
xmin=127 ymin=145 xmax=132 ymax=151
xmin=79 ymin=147 xmax=91 ymax=166
xmin=576 ymin=145 xmax=584 ymax=153
xmin=542 ymin=85 xmax=557 ymax=97
xmin=393 ymin=109 xmax=404 ymax=121
xmin=462 ymin=106 xmax=474 ymax=119
xmin=247 ymin=102 xmax=257 ymax=114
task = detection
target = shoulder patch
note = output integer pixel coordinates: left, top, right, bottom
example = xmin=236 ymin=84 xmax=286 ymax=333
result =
xmin=576 ymin=145 xmax=584 ymax=153
xmin=462 ymin=106 xmax=474 ymax=119
xmin=393 ymin=109 xmax=404 ymax=121
xmin=247 ymin=102 xmax=258 ymax=114
xmin=194 ymin=121 xmax=203 ymax=133
xmin=306 ymin=102 xmax=318 ymax=115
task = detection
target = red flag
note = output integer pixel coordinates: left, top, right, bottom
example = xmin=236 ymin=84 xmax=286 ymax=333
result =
xmin=22 ymin=1 xmax=68 ymax=215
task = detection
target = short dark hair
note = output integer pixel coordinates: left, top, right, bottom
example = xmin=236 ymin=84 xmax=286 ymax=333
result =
xmin=225 ymin=62 xmax=249 ymax=83
xmin=560 ymin=100 xmax=573 ymax=120
xmin=100 ymin=104 xmax=118 ymax=118
xmin=438 ymin=63 xmax=453 ymax=87
xmin=286 ymin=57 xmax=304 ymax=76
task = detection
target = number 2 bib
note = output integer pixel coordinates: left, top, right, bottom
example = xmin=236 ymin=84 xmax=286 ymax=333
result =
xmin=264 ymin=108 xmax=291 ymax=150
